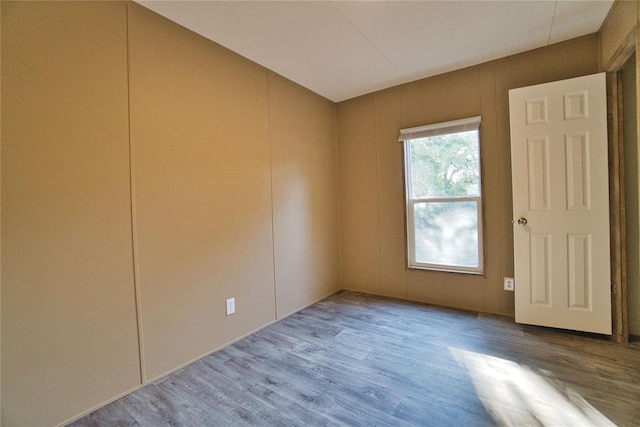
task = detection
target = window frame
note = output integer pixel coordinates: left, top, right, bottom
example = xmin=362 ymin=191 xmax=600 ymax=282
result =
xmin=399 ymin=116 xmax=484 ymax=274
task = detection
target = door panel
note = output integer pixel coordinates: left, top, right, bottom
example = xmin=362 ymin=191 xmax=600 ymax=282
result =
xmin=527 ymin=137 xmax=550 ymax=210
xmin=566 ymin=133 xmax=590 ymax=210
xmin=530 ymin=233 xmax=551 ymax=306
xmin=509 ymin=73 xmax=611 ymax=335
xmin=567 ymin=233 xmax=591 ymax=309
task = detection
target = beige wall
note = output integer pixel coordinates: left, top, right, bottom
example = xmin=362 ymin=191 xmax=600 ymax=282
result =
xmin=268 ymin=73 xmax=341 ymax=318
xmin=1 ymin=2 xmax=141 ymax=425
xmin=129 ymin=5 xmax=278 ymax=382
xmin=337 ymin=35 xmax=601 ymax=315
xmin=1 ymin=2 xmax=339 ymax=425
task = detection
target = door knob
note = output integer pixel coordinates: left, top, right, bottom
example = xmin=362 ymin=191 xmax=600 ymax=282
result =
xmin=517 ymin=218 xmax=528 ymax=226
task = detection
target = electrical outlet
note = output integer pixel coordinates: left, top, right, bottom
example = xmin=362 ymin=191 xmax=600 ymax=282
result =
xmin=226 ymin=298 xmax=236 ymax=316
xmin=504 ymin=277 xmax=515 ymax=291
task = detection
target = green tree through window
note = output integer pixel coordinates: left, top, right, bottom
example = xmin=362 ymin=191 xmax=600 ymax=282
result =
xmin=410 ymin=131 xmax=480 ymax=198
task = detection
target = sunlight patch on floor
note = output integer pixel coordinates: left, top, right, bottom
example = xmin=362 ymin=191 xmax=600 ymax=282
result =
xmin=449 ymin=347 xmax=614 ymax=426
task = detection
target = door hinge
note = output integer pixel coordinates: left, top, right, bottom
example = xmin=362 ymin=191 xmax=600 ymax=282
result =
xmin=611 ymin=282 xmax=616 ymax=295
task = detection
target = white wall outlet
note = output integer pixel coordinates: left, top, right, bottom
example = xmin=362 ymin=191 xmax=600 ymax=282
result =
xmin=226 ymin=297 xmax=236 ymax=316
xmin=504 ymin=277 xmax=515 ymax=291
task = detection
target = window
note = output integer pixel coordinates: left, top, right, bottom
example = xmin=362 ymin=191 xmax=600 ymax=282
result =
xmin=399 ymin=116 xmax=483 ymax=273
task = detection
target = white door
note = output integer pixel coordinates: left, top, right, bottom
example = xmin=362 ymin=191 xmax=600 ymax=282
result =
xmin=509 ymin=73 xmax=611 ymax=335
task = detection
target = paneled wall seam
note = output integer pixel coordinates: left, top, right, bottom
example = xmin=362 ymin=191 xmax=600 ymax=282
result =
xmin=492 ymin=63 xmax=506 ymax=314
xmin=476 ymin=69 xmax=487 ymax=312
xmin=399 ymin=87 xmax=408 ymax=299
xmin=125 ymin=2 xmax=146 ymax=385
xmin=373 ymin=96 xmax=383 ymax=293
xmin=334 ymin=105 xmax=344 ymax=290
xmin=266 ymin=71 xmax=279 ymax=319
xmin=491 ymin=64 xmax=502 ymax=313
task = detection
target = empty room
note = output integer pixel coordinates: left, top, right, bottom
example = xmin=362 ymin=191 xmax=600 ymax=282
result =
xmin=1 ymin=0 xmax=639 ymax=426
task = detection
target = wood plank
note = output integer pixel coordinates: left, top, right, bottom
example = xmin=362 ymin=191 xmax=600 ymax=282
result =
xmin=71 ymin=291 xmax=640 ymax=426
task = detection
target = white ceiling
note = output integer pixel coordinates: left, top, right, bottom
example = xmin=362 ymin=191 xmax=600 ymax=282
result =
xmin=136 ymin=1 xmax=614 ymax=102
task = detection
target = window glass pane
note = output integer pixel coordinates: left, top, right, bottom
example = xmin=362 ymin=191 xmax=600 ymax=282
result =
xmin=414 ymin=201 xmax=479 ymax=267
xmin=409 ymin=130 xmax=480 ymax=199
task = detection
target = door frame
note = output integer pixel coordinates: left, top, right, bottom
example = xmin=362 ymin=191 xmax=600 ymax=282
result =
xmin=604 ymin=30 xmax=636 ymax=344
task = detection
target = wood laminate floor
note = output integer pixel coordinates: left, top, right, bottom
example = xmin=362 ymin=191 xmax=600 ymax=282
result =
xmin=71 ymin=291 xmax=640 ymax=426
